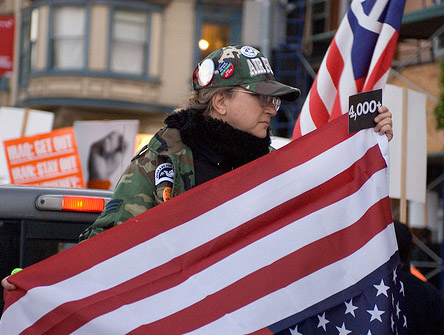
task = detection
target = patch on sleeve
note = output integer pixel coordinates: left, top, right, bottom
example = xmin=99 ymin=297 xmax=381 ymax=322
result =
xmin=102 ymin=199 xmax=122 ymax=216
xmin=155 ymin=162 xmax=174 ymax=186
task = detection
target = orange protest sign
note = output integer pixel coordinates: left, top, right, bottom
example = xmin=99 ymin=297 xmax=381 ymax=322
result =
xmin=3 ymin=127 xmax=84 ymax=188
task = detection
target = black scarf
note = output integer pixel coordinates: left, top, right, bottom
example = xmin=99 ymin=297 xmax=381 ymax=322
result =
xmin=164 ymin=109 xmax=271 ymax=169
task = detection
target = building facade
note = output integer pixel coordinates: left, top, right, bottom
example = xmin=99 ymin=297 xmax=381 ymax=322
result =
xmin=0 ymin=0 xmax=244 ymax=133
xmin=1 ymin=1 xmax=443 ymax=137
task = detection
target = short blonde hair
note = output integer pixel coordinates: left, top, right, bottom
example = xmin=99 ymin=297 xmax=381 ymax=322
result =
xmin=174 ymin=87 xmax=234 ymax=115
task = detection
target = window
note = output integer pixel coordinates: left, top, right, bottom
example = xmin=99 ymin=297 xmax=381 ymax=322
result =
xmin=19 ymin=8 xmax=39 ymax=85
xmin=194 ymin=5 xmax=241 ymax=68
xmin=110 ymin=10 xmax=148 ymax=75
xmin=19 ymin=11 xmax=31 ymax=85
xmin=433 ymin=34 xmax=444 ymax=58
xmin=199 ymin=23 xmax=230 ymax=60
xmin=30 ymin=8 xmax=39 ymax=70
xmin=312 ymin=0 xmax=330 ymax=35
xmin=52 ymin=6 xmax=86 ymax=70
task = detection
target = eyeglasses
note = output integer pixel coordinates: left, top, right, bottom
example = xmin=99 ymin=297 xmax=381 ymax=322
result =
xmin=231 ymin=90 xmax=281 ymax=111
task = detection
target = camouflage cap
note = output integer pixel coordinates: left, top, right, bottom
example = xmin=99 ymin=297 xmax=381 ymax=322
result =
xmin=192 ymin=45 xmax=300 ymax=102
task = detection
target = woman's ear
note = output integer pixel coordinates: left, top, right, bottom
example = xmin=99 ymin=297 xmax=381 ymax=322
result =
xmin=210 ymin=91 xmax=228 ymax=117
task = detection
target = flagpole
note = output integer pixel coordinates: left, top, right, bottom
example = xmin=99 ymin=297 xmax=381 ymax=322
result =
xmin=20 ymin=107 xmax=30 ymax=137
xmin=400 ymin=87 xmax=408 ymax=224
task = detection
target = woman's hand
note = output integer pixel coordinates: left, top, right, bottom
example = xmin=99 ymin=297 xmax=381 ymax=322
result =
xmin=374 ymin=106 xmax=393 ymax=141
xmin=1 ymin=276 xmax=17 ymax=291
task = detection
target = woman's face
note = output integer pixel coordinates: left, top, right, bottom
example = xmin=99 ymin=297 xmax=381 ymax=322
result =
xmin=212 ymin=88 xmax=277 ymax=138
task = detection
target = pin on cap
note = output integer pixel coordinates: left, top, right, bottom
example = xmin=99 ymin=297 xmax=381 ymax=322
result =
xmin=197 ymin=59 xmax=215 ymax=87
xmin=218 ymin=61 xmax=234 ymax=79
xmin=192 ymin=45 xmax=301 ymax=102
xmin=240 ymin=46 xmax=258 ymax=58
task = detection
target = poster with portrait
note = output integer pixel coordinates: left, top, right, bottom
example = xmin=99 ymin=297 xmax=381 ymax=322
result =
xmin=73 ymin=120 xmax=139 ymax=190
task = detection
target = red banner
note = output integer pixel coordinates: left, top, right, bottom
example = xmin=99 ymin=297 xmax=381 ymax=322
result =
xmin=0 ymin=16 xmax=15 ymax=77
xmin=3 ymin=128 xmax=85 ymax=188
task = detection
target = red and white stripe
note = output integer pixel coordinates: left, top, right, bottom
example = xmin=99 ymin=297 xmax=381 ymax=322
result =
xmin=293 ymin=0 xmax=402 ymax=138
xmin=0 ymin=115 xmax=394 ymax=335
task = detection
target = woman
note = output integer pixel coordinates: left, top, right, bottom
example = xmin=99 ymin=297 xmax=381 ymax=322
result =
xmin=80 ymin=45 xmax=303 ymax=240
xmin=2 ymin=45 xmax=393 ymax=290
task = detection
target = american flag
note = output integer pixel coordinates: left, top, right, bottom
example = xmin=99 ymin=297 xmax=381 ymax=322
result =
xmin=293 ymin=0 xmax=406 ymax=139
xmin=0 ymin=114 xmax=405 ymax=334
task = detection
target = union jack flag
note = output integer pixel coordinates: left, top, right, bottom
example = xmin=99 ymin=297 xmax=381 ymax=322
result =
xmin=293 ymin=0 xmax=406 ymax=138
xmin=0 ymin=114 xmax=405 ymax=334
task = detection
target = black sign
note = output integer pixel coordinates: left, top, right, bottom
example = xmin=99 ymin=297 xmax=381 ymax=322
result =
xmin=348 ymin=89 xmax=382 ymax=134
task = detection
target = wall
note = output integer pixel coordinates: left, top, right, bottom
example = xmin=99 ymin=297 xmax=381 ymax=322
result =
xmin=0 ymin=0 xmax=14 ymax=14
xmin=0 ymin=91 xmax=8 ymax=106
xmin=88 ymin=4 xmax=108 ymax=72
xmin=52 ymin=105 xmax=166 ymax=135
xmin=158 ymin=0 xmax=196 ymax=107
xmin=404 ymin=0 xmax=437 ymax=13
xmin=35 ymin=5 xmax=48 ymax=71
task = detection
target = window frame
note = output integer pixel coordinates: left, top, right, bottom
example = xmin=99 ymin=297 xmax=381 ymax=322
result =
xmin=433 ymin=34 xmax=444 ymax=59
xmin=18 ymin=1 xmax=163 ymax=85
xmin=311 ymin=0 xmax=331 ymax=35
xmin=107 ymin=7 xmax=151 ymax=78
xmin=47 ymin=3 xmax=89 ymax=72
xmin=194 ymin=4 xmax=242 ymax=69
xmin=19 ymin=8 xmax=32 ymax=87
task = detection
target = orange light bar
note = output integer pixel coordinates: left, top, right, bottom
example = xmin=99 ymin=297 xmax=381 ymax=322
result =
xmin=62 ymin=196 xmax=105 ymax=213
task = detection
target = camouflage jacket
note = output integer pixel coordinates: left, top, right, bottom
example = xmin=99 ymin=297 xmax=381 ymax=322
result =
xmin=79 ymin=127 xmax=195 ymax=241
